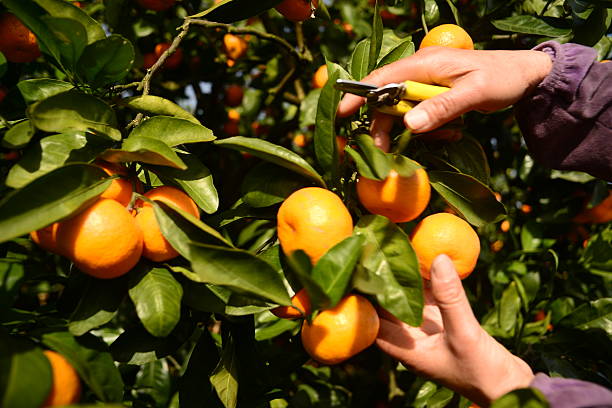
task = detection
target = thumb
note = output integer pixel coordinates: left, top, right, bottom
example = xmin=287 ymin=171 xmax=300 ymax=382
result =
xmin=404 ymin=86 xmax=477 ymax=133
xmin=430 ymin=255 xmax=480 ymax=339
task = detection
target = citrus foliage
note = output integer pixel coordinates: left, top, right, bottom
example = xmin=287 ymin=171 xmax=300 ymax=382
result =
xmin=0 ymin=0 xmax=610 ymax=407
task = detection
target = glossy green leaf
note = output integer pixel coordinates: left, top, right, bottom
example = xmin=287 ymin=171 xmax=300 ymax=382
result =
xmin=69 ymin=276 xmax=128 ymax=336
xmin=0 ymin=164 xmax=110 ymax=244
xmin=444 ymin=135 xmax=490 ymax=185
xmin=41 ymin=331 xmax=124 ymax=402
xmin=499 ymin=282 xmax=521 ymax=334
xmin=428 ymin=171 xmax=506 ymax=227
xmin=28 ymin=90 xmax=121 ymax=141
xmin=285 ymin=250 xmax=332 ymax=312
xmin=0 ymin=334 xmax=52 ymax=408
xmin=148 ymin=154 xmax=219 ymax=214
xmin=369 ymin=1 xmax=383 ymax=73
xmin=377 ymin=39 xmax=414 ymax=68
xmin=491 ymin=388 xmax=549 ymax=408
xmin=130 ymin=116 xmax=215 ymax=147
xmin=0 ymin=53 xmax=6 ymax=78
xmin=241 ymin=162 xmax=310 ymax=208
xmin=101 ymin=136 xmax=187 ymax=169
xmin=299 ymin=89 xmax=322 ymax=128
xmin=424 ymin=0 xmax=440 ymax=26
xmin=255 ymin=317 xmax=300 ymax=341
xmin=491 ymin=15 xmax=571 ymax=37
xmin=189 ymin=243 xmax=291 ymax=306
xmin=353 ymin=133 xmax=393 ymax=180
xmin=558 ymin=298 xmax=612 ymax=335
xmin=77 ymin=35 xmax=135 ymax=88
xmin=190 ymin=0 xmax=283 ymax=23
xmin=33 ymin=0 xmax=106 ymax=44
xmin=1 ymin=120 xmax=35 ymax=149
xmin=354 ymin=215 xmax=423 ymax=326
xmin=122 ymin=95 xmax=200 ymax=125
xmin=349 ymin=39 xmax=370 ymax=81
xmin=6 ymin=132 xmax=111 ymax=189
xmin=0 ymin=259 xmax=26 ymax=309
xmin=581 ymin=227 xmax=612 ymax=275
xmin=210 ymin=334 xmax=238 ymax=408
xmin=521 ymin=221 xmax=555 ymax=251
xmin=215 ymin=136 xmax=325 ymax=187
xmin=129 ymin=266 xmax=183 ymax=338
xmin=42 ymin=16 xmax=87 ymax=68
xmin=17 ymin=79 xmax=74 ymax=105
xmin=427 ymin=387 xmax=453 ymax=408
xmin=134 ymin=360 xmax=172 ymax=408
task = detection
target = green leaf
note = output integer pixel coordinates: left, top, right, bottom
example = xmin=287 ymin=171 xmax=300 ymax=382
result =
xmin=428 ymin=171 xmax=506 ymax=227
xmin=1 ymin=120 xmax=35 ymax=149
xmin=349 ymin=39 xmax=370 ymax=81
xmin=424 ymin=0 xmax=440 ymax=26
xmin=241 ymin=162 xmax=310 ymax=208
xmin=354 ymin=215 xmax=423 ymax=326
xmin=190 ymin=0 xmax=283 ymax=23
xmin=369 ymin=1 xmax=383 ymax=73
xmin=557 ymin=298 xmax=612 ymax=335
xmin=134 ymin=360 xmax=172 ymax=408
xmin=491 ymin=15 xmax=571 ymax=37
xmin=0 ymin=333 xmax=52 ymax=408
xmin=77 ymin=35 xmax=135 ymax=88
xmin=178 ymin=330 xmax=220 ymax=408
xmin=285 ymin=250 xmax=332 ymax=311
xmin=499 ymin=282 xmax=521 ymax=334
xmin=17 ymin=79 xmax=74 ymax=105
xmin=68 ymin=276 xmax=127 ymax=336
xmin=491 ymin=388 xmax=549 ymax=408
xmin=427 ymin=387 xmax=453 ymax=408
xmin=189 ymin=243 xmax=291 ymax=306
xmin=130 ymin=116 xmax=215 ymax=147
xmin=210 ymin=334 xmax=238 ymax=408
xmin=521 ymin=221 xmax=555 ymax=251
xmin=581 ymin=227 xmax=612 ymax=274
xmin=0 ymin=259 xmax=26 ymax=309
xmin=299 ymin=89 xmax=322 ymax=128
xmin=122 ymin=95 xmax=200 ymax=125
xmin=40 ymin=16 xmax=87 ymax=68
xmin=314 ymin=61 xmax=350 ymax=179
xmin=377 ymin=39 xmax=414 ymax=68
xmin=41 ymin=331 xmax=124 ymax=402
xmin=28 ymin=90 xmax=121 ymax=141
xmin=444 ymin=135 xmax=490 ymax=185
xmin=0 ymin=53 xmax=6 ymax=78
xmin=100 ymin=136 xmax=187 ymax=170
xmin=33 ymin=0 xmax=106 ymax=44
xmin=215 ymin=136 xmax=325 ymax=187
xmin=129 ymin=266 xmax=183 ymax=338
xmin=148 ymin=154 xmax=219 ymax=214
xmin=0 ymin=164 xmax=110 ymax=244
xmin=6 ymin=132 xmax=111 ymax=189
xmin=353 ymin=133 xmax=393 ymax=180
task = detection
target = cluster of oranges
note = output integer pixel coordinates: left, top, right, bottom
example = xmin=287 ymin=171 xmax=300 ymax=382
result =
xmin=30 ymin=161 xmax=199 ymax=279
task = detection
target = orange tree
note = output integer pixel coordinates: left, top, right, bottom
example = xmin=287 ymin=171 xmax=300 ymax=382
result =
xmin=0 ymin=0 xmax=610 ymax=407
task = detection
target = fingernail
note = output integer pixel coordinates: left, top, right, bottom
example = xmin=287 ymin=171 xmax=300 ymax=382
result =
xmin=405 ymin=109 xmax=429 ymax=131
xmin=431 ymin=254 xmax=456 ymax=282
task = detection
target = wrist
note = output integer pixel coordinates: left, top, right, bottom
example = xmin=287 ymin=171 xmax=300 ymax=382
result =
xmin=518 ymin=50 xmax=553 ymax=94
xmin=479 ymin=355 xmax=535 ymax=406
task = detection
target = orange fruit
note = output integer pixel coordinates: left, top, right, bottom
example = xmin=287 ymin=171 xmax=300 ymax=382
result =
xmin=312 ymin=64 xmax=328 ymax=89
xmin=357 ymin=166 xmax=431 ymax=223
xmin=293 ymin=133 xmax=307 ymax=148
xmin=223 ymin=120 xmax=240 ymax=136
xmin=154 ymin=42 xmax=183 ymax=70
xmin=57 ymin=199 xmax=143 ymax=279
xmin=336 ymin=136 xmax=347 ymax=159
xmin=142 ymin=52 xmax=157 ymax=69
xmin=301 ymin=294 xmax=379 ymax=365
xmin=420 ymin=24 xmax=474 ymax=50
xmin=223 ymin=34 xmax=247 ymax=60
xmin=227 ymin=108 xmax=240 ymax=122
xmin=224 ymin=84 xmax=244 ymax=107
xmin=42 ymin=350 xmax=81 ymax=407
xmin=500 ymin=220 xmax=510 ymax=232
xmin=601 ymin=60 xmax=610 ymax=63
xmin=573 ymin=190 xmax=612 ymax=224
xmin=30 ymin=223 xmax=62 ymax=255
xmin=275 ymin=0 xmax=317 ymax=22
xmin=0 ymin=13 xmax=41 ymax=63
xmin=520 ymin=204 xmax=532 ymax=214
xmin=271 ymin=288 xmax=311 ymax=319
xmin=96 ymin=160 xmax=134 ymax=207
xmin=135 ymin=186 xmax=200 ymax=262
xmin=277 ymin=187 xmax=353 ymax=265
xmin=135 ymin=0 xmax=175 ymax=11
xmin=490 ymin=240 xmax=503 ymax=253
xmin=410 ymin=213 xmax=480 ymax=280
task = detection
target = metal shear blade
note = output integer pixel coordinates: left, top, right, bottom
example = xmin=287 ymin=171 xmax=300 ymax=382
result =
xmin=334 ymin=79 xmax=406 ymax=106
xmin=334 ymin=79 xmax=378 ymax=97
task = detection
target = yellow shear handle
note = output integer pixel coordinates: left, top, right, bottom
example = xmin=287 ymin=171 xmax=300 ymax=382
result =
xmin=376 ymin=100 xmax=416 ymax=116
xmin=402 ymin=80 xmax=450 ymax=101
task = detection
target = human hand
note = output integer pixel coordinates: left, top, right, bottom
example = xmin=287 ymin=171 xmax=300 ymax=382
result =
xmin=338 ymin=47 xmax=552 ymax=134
xmin=376 ymin=254 xmax=534 ymax=406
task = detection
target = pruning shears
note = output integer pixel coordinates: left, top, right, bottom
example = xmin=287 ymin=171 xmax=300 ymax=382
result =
xmin=334 ymin=79 xmax=450 ymax=116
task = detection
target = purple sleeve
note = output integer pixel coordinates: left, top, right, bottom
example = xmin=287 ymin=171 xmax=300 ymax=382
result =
xmin=530 ymin=373 xmax=612 ymax=407
xmin=514 ymin=41 xmax=612 ymax=182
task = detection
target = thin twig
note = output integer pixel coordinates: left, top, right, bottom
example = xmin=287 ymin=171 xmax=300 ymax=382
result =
xmin=266 ymin=66 xmax=296 ymax=105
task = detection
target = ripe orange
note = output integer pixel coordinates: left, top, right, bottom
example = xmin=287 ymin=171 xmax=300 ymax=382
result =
xmin=57 ymin=199 xmax=143 ymax=279
xmin=275 ymin=0 xmax=317 ymax=22
xmin=271 ymin=288 xmax=311 ymax=319
xmin=135 ymin=0 xmax=175 ymax=11
xmin=142 ymin=52 xmax=157 ymax=69
xmin=420 ymin=24 xmax=474 ymax=50
xmin=301 ymin=294 xmax=379 ymax=365
xmin=277 ymin=187 xmax=353 ymax=265
xmin=96 ymin=160 xmax=133 ymax=207
xmin=573 ymin=190 xmax=612 ymax=224
xmin=410 ymin=213 xmax=480 ymax=280
xmin=135 ymin=186 xmax=200 ymax=262
xmin=357 ymin=167 xmax=431 ymax=223
xmin=500 ymin=220 xmax=510 ymax=232
xmin=336 ymin=136 xmax=347 ymax=159
xmin=154 ymin=42 xmax=183 ymax=70
xmin=490 ymin=240 xmax=503 ymax=252
xmin=293 ymin=133 xmax=307 ymax=148
xmin=42 ymin=350 xmax=81 ymax=407
xmin=0 ymin=13 xmax=41 ymax=63
xmin=30 ymin=223 xmax=62 ymax=255
xmin=223 ymin=34 xmax=247 ymax=61
xmin=312 ymin=64 xmax=328 ymax=89
xmin=227 ymin=108 xmax=240 ymax=122
xmin=224 ymin=84 xmax=244 ymax=107
xmin=520 ymin=204 xmax=532 ymax=214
